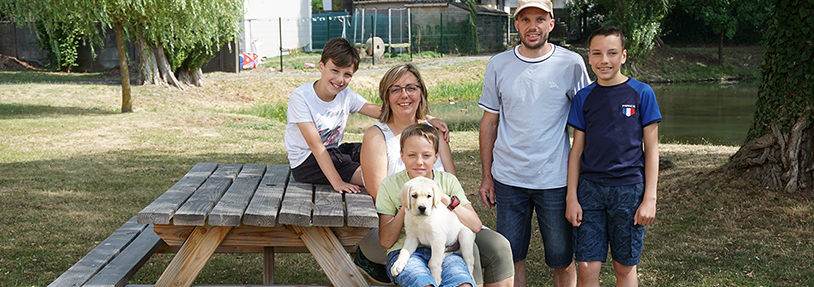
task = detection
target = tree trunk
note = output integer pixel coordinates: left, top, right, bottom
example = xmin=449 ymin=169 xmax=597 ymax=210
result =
xmin=191 ymin=68 xmax=204 ymax=87
xmin=151 ymin=42 xmax=184 ymax=90
xmin=654 ymin=35 xmax=668 ymax=48
xmin=176 ymin=68 xmax=192 ymax=86
xmin=175 ymin=68 xmax=204 ymax=87
xmin=114 ymin=21 xmax=132 ymax=113
xmin=730 ymin=113 xmax=813 ymax=193
xmin=136 ymin=32 xmax=163 ymax=86
xmin=726 ymin=0 xmax=813 ymax=193
xmin=718 ymin=31 xmax=724 ymax=67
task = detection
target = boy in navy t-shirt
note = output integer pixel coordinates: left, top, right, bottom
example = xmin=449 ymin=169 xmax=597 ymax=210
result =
xmin=565 ymin=26 xmax=661 ymax=286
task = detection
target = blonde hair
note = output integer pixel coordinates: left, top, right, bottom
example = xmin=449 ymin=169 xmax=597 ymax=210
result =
xmin=378 ymin=64 xmax=429 ymax=124
xmin=400 ymin=124 xmax=440 ymax=153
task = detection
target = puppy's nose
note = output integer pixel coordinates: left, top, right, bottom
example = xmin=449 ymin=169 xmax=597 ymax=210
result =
xmin=418 ymin=206 xmax=426 ymax=214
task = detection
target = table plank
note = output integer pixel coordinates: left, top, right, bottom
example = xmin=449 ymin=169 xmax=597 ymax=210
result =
xmin=208 ymin=163 xmax=242 ymax=179
xmin=312 ymin=185 xmax=344 ymax=227
xmin=47 ymin=217 xmax=146 ymax=287
xmin=184 ymin=162 xmax=219 ymax=177
xmin=153 ymin=225 xmax=369 ymax=247
xmin=137 ymin=163 xmax=217 ymax=225
xmin=83 ymin=225 xmax=163 ymax=287
xmin=345 ymin=190 xmax=379 ymax=228
xmin=277 ymin=176 xmax=313 ymax=226
xmin=242 ymin=165 xmax=289 ymax=227
xmin=208 ymin=164 xmax=266 ymax=226
xmin=173 ymin=178 xmax=233 ymax=226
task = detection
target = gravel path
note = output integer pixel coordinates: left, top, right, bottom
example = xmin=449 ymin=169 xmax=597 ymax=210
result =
xmin=206 ymin=55 xmax=493 ymax=80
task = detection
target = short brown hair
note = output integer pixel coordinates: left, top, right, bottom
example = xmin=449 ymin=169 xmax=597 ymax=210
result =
xmin=400 ymin=124 xmax=440 ymax=153
xmin=588 ymin=26 xmax=626 ymax=49
xmin=378 ymin=64 xmax=429 ymax=124
xmin=321 ymin=37 xmax=360 ymax=71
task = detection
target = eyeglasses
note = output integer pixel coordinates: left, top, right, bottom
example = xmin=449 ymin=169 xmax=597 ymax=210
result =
xmin=389 ymin=84 xmax=421 ymax=95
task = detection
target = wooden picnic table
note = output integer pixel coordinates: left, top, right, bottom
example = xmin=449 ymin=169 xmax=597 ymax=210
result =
xmin=136 ymin=163 xmax=379 ymax=287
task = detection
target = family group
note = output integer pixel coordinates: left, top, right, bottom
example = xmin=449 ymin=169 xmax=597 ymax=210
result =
xmin=283 ymin=0 xmax=662 ymax=286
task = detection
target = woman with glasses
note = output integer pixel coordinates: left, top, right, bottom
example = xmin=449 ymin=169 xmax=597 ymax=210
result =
xmin=354 ymin=63 xmax=515 ymax=287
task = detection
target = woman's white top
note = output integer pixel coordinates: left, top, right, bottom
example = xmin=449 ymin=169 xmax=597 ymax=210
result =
xmin=372 ymin=121 xmax=445 ymax=176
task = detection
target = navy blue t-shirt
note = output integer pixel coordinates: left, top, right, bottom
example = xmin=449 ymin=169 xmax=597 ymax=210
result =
xmin=567 ymin=78 xmax=662 ymax=186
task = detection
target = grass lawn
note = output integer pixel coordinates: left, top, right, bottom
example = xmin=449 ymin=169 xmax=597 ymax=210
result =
xmin=1 ymin=49 xmax=812 ymax=286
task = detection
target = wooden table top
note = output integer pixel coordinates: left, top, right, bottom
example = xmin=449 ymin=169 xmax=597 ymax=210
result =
xmin=137 ymin=163 xmax=378 ymax=229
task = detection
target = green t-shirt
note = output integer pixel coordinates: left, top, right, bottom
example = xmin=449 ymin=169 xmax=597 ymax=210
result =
xmin=375 ymin=169 xmax=471 ymax=254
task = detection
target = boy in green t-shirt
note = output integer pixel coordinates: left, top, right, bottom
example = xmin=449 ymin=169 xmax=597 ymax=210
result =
xmin=376 ymin=124 xmax=481 ymax=287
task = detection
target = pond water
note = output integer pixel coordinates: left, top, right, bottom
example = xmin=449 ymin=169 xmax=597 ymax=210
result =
xmin=348 ymin=81 xmax=758 ymax=146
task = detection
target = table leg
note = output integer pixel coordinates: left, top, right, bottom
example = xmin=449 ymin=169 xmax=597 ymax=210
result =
xmin=263 ymin=246 xmax=274 ymax=285
xmin=155 ymin=225 xmax=232 ymax=287
xmin=292 ymin=226 xmax=369 ymax=287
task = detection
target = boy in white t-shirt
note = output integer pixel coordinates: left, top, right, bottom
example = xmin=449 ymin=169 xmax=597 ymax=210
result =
xmin=285 ymin=38 xmax=447 ymax=193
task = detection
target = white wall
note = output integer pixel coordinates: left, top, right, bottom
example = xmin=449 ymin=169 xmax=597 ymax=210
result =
xmin=506 ymin=0 xmax=566 ymax=10
xmin=241 ymin=0 xmax=312 ymax=58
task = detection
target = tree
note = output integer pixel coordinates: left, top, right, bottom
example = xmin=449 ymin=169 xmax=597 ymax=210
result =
xmin=678 ymin=0 xmax=772 ymax=66
xmin=0 ymin=0 xmax=242 ymax=111
xmin=566 ymin=0 xmax=670 ymax=75
xmin=311 ymin=0 xmax=344 ymax=12
xmin=729 ymin=0 xmax=813 ymax=193
xmin=136 ymin=0 xmax=242 ymax=87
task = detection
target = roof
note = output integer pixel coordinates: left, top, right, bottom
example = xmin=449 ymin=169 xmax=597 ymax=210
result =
xmin=449 ymin=1 xmax=510 ymax=16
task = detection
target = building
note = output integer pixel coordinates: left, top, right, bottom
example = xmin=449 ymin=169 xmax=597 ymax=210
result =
xmin=241 ymin=0 xmax=312 ymax=59
xmin=352 ymin=0 xmax=511 ymax=54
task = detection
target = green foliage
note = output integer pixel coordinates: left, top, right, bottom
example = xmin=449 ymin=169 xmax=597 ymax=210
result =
xmin=311 ymin=0 xmax=343 ymax=12
xmin=2 ymin=0 xmax=243 ymax=72
xmin=148 ymin=0 xmax=243 ymax=71
xmin=566 ymin=0 xmax=669 ymax=71
xmin=748 ymin=0 xmax=814 ymax=139
xmin=677 ymin=0 xmax=772 ymax=42
xmin=34 ymin=21 xmax=81 ymax=71
xmin=462 ymin=0 xmax=480 ymax=54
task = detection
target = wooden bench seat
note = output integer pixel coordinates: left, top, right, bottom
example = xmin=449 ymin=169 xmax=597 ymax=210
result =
xmin=48 ymin=216 xmax=163 ymax=287
xmin=51 ymin=163 xmax=380 ymax=287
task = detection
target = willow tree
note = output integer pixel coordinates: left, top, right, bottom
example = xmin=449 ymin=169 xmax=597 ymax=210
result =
xmin=729 ymin=0 xmax=814 ymax=193
xmin=136 ymin=0 xmax=242 ymax=87
xmin=0 ymin=0 xmax=243 ymax=111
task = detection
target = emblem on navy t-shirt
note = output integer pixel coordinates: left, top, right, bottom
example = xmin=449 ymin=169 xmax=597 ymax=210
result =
xmin=621 ymin=104 xmax=636 ymax=117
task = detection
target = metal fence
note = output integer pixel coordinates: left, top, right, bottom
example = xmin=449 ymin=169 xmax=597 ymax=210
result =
xmin=310 ymin=9 xmax=509 ymax=56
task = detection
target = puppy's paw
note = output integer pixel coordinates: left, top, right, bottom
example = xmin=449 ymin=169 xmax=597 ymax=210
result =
xmin=430 ymin=266 xmax=443 ymax=285
xmin=391 ymin=258 xmax=407 ymax=276
xmin=433 ymin=274 xmax=442 ymax=285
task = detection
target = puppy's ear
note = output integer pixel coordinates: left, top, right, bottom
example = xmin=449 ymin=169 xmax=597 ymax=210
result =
xmin=432 ymin=181 xmax=443 ymax=208
xmin=399 ymin=182 xmax=411 ymax=211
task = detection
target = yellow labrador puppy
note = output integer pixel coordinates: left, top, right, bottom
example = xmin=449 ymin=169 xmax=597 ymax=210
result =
xmin=391 ymin=176 xmax=475 ymax=285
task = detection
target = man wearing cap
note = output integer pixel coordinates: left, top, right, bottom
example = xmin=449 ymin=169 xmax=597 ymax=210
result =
xmin=477 ymin=0 xmax=590 ymax=286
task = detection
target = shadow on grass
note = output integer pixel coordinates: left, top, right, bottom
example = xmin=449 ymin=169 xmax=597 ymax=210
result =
xmin=0 ymin=70 xmax=126 ymax=84
xmin=0 ymin=149 xmax=305 ymax=286
xmin=0 ymin=103 xmax=118 ymax=119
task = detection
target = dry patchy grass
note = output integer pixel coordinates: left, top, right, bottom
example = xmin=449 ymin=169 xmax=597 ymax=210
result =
xmin=1 ymin=53 xmax=812 ymax=286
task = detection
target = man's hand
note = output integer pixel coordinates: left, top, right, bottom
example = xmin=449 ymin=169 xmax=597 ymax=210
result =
xmin=478 ymin=179 xmax=496 ymax=209
xmin=426 ymin=116 xmax=450 ymax=143
xmin=331 ymin=181 xmax=361 ymax=193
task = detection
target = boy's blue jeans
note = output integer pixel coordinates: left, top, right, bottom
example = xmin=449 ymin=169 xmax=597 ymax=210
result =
xmin=386 ymin=248 xmax=476 ymax=287
xmin=573 ymin=177 xmax=645 ymax=266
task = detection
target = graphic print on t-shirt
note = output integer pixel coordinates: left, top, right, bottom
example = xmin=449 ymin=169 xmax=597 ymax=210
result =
xmin=315 ymin=109 xmax=346 ymax=146
xmin=621 ymin=104 xmax=636 ymax=117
